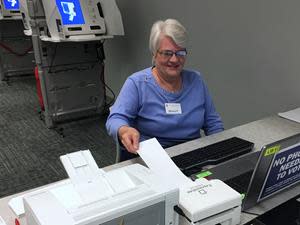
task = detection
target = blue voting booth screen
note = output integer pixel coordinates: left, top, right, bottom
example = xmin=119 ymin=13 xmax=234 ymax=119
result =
xmin=259 ymin=143 xmax=300 ymax=200
xmin=3 ymin=0 xmax=20 ymax=10
xmin=56 ymin=0 xmax=85 ymax=25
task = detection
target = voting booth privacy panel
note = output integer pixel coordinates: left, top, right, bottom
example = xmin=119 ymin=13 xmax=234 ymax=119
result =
xmin=0 ymin=0 xmax=35 ymax=81
xmin=20 ymin=0 xmax=124 ymax=128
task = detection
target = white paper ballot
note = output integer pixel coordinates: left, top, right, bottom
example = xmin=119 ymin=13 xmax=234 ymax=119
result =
xmin=138 ymin=138 xmax=193 ymax=188
xmin=50 ymin=183 xmax=83 ymax=211
xmin=278 ymin=107 xmax=300 ymax=124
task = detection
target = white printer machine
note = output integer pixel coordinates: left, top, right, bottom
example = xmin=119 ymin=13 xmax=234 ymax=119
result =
xmin=23 ymin=150 xmax=179 ymax=225
xmin=177 ymin=178 xmax=242 ymax=225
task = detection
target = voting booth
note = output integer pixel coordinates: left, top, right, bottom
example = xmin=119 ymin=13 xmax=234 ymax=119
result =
xmin=21 ymin=0 xmax=124 ymax=127
xmin=0 ymin=0 xmax=34 ymax=81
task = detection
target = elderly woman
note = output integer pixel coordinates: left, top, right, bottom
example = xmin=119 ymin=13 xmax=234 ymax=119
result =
xmin=106 ymin=19 xmax=224 ymax=161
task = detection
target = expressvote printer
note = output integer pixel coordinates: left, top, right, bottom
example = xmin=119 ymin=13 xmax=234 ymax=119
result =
xmin=177 ymin=178 xmax=242 ymax=225
xmin=23 ymin=150 xmax=179 ymax=225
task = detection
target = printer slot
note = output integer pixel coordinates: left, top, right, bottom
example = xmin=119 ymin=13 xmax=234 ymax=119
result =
xmin=90 ymin=25 xmax=101 ymax=30
xmin=68 ymin=27 xmax=83 ymax=31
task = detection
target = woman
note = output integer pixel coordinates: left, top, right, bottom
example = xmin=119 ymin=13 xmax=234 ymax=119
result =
xmin=106 ymin=19 xmax=224 ymax=160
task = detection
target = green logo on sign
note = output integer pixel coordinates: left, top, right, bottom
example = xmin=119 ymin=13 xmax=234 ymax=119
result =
xmin=264 ymin=145 xmax=281 ymax=156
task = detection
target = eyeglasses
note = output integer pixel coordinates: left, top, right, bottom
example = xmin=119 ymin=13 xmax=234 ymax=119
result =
xmin=157 ymin=49 xmax=187 ymax=59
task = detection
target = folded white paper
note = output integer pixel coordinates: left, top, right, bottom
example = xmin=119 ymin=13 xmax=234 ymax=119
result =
xmin=137 ymin=138 xmax=193 ymax=188
xmin=278 ymin=107 xmax=300 ymax=123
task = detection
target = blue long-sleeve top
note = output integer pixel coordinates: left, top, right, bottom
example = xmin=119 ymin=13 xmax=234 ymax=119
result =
xmin=106 ymin=67 xmax=224 ymax=148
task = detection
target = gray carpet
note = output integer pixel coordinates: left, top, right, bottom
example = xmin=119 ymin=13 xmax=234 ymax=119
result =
xmin=0 ymin=76 xmax=115 ymax=198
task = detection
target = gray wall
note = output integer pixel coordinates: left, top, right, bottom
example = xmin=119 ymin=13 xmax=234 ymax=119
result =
xmin=104 ymin=0 xmax=300 ymax=129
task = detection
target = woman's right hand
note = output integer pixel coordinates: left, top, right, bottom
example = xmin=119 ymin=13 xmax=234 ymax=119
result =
xmin=118 ymin=126 xmax=140 ymax=153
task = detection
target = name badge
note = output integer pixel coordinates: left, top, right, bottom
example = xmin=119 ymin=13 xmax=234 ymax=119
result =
xmin=165 ymin=103 xmax=182 ymax=114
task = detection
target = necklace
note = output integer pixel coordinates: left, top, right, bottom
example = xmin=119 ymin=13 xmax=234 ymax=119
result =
xmin=152 ymin=68 xmax=182 ymax=93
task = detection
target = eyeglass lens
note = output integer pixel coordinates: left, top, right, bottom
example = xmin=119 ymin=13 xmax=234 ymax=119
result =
xmin=158 ymin=50 xmax=187 ymax=58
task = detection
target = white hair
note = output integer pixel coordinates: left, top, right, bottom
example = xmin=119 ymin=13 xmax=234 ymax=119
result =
xmin=149 ymin=19 xmax=187 ymax=58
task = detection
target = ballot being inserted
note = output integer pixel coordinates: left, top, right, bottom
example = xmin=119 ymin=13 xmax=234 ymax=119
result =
xmin=137 ymin=138 xmax=193 ymax=188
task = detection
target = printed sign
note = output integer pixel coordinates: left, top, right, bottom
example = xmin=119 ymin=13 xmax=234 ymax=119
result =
xmin=3 ymin=0 xmax=20 ymax=10
xmin=259 ymin=144 xmax=300 ymax=200
xmin=56 ymin=0 xmax=85 ymax=25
